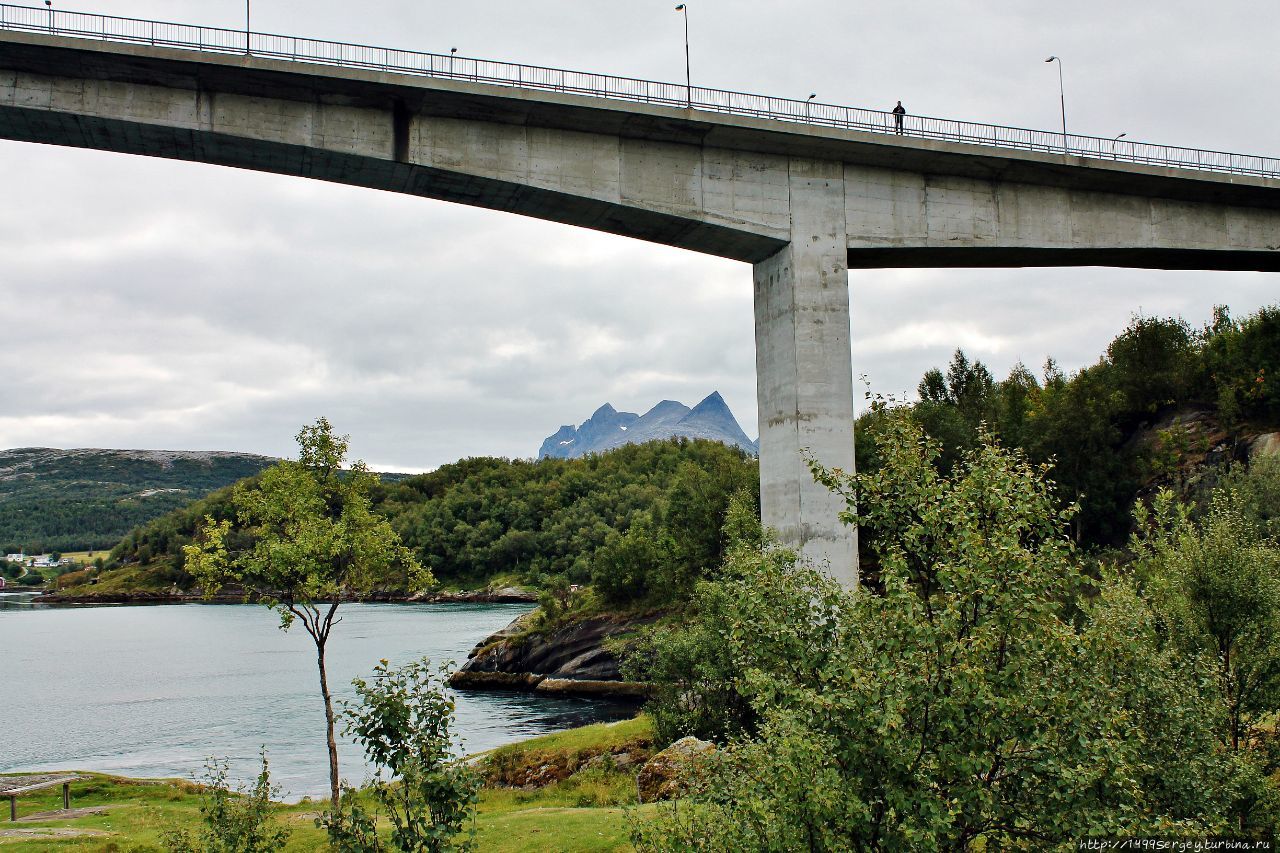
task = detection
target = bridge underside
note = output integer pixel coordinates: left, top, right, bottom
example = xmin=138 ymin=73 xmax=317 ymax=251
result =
xmin=4 ymin=31 xmax=1280 ymax=586
xmin=847 ymin=246 xmax=1280 ymax=271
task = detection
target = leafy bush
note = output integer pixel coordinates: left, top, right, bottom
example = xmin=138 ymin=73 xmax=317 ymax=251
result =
xmin=1133 ymin=484 xmax=1280 ymax=834
xmin=321 ymin=658 xmax=480 ymax=853
xmin=161 ymin=751 xmax=290 ymax=853
xmin=633 ymin=414 xmax=1244 ymax=850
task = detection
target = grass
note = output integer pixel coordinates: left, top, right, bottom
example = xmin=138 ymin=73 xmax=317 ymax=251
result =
xmin=57 ymin=551 xmax=105 ymax=564
xmin=50 ymin=563 xmax=177 ymax=597
xmin=482 ymin=715 xmax=653 ymax=762
xmin=0 ymin=716 xmax=659 ymax=851
xmin=0 ymin=773 xmax=326 ymax=850
xmin=472 ymin=805 xmax=653 ymax=852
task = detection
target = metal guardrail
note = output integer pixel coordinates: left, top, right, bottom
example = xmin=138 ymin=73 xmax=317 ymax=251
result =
xmin=1 ymin=2 xmax=1278 ymax=180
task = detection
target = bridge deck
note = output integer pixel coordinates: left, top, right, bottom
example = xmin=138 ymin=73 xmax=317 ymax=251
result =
xmin=1 ymin=1 xmax=1277 ymax=182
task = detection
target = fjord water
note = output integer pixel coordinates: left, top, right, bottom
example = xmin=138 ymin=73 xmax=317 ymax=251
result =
xmin=0 ymin=595 xmax=632 ymax=799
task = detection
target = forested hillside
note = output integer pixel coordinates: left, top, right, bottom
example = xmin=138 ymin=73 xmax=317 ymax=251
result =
xmin=0 ymin=448 xmax=277 ymax=553
xmin=93 ymin=438 xmax=758 ymax=598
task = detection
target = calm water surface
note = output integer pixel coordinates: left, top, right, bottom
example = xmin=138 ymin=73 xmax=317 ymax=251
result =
xmin=0 ymin=594 xmax=633 ymax=799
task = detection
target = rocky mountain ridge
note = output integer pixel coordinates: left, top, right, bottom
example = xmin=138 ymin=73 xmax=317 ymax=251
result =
xmin=0 ymin=447 xmax=276 ymax=481
xmin=539 ymin=392 xmax=757 ymax=459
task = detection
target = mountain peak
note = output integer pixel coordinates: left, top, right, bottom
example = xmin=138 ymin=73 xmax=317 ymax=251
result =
xmin=538 ymin=393 xmax=756 ymax=459
xmin=687 ymin=391 xmax=731 ymax=417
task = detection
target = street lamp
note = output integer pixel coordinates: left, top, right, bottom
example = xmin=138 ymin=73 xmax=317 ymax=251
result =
xmin=450 ymin=46 xmax=457 ymax=77
xmin=245 ymin=0 xmax=250 ymax=54
xmin=675 ymin=4 xmax=691 ymax=108
xmin=1111 ymin=132 xmax=1127 ymax=159
xmin=1044 ymin=56 xmax=1068 ymax=155
xmin=806 ymin=92 xmax=816 ymax=120
xmin=44 ymin=0 xmax=52 ymax=34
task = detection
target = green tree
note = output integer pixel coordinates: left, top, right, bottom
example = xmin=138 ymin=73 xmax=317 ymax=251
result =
xmin=1200 ymin=305 xmax=1280 ymax=424
xmin=184 ymin=419 xmax=431 ymax=807
xmin=623 ymin=490 xmax=769 ymax=744
xmin=591 ymin=513 xmax=672 ymax=604
xmin=322 ymin=658 xmax=480 ymax=852
xmin=1105 ymin=314 xmax=1195 ymax=421
xmin=912 ymin=350 xmax=998 ymax=471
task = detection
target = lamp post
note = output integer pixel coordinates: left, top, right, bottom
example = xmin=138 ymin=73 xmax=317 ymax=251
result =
xmin=44 ymin=0 xmax=52 ymax=34
xmin=806 ymin=92 xmax=816 ymax=120
xmin=1044 ymin=56 xmax=1068 ymax=155
xmin=1111 ymin=132 xmax=1127 ymax=159
xmin=450 ymin=46 xmax=457 ymax=77
xmin=245 ymin=0 xmax=250 ymax=53
xmin=675 ymin=4 xmax=691 ymax=108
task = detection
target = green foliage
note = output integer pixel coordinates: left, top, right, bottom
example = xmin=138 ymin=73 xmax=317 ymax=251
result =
xmin=622 ymin=495 xmax=777 ymax=745
xmin=385 ymin=439 xmax=756 ymax=596
xmin=1201 ymin=305 xmax=1280 ymax=425
xmin=887 ymin=304 xmax=1280 ymax=549
xmin=634 ymin=414 xmax=1238 ymax=850
xmin=1106 ymin=315 xmax=1196 ymax=421
xmin=322 ymin=658 xmax=480 ymax=853
xmin=1134 ymin=486 xmax=1280 ymax=833
xmin=1214 ymin=454 xmax=1280 ymax=539
xmin=590 ymin=513 xmax=674 ymax=605
xmin=161 ymin=751 xmax=291 ymax=853
xmin=183 ymin=418 xmax=430 ymax=807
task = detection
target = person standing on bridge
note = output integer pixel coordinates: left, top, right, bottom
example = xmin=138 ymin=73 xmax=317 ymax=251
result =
xmin=892 ymin=100 xmax=907 ymax=134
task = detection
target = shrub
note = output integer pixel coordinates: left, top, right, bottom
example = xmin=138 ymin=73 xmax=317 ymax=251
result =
xmin=321 ymin=658 xmax=480 ymax=853
xmin=633 ymin=414 xmax=1239 ymax=850
xmin=161 ymin=751 xmax=290 ymax=853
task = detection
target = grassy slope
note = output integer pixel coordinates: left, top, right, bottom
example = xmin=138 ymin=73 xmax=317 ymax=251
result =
xmin=0 ymin=717 xmax=658 ymax=852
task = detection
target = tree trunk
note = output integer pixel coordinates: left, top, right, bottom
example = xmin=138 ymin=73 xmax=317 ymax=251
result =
xmin=316 ymin=636 xmax=341 ymax=807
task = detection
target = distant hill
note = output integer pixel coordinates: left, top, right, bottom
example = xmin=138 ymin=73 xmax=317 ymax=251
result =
xmin=539 ymin=392 xmax=758 ymax=459
xmin=0 ymin=448 xmax=278 ymax=553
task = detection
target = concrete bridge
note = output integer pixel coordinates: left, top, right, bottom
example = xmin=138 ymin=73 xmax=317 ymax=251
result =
xmin=3 ymin=8 xmax=1280 ymax=587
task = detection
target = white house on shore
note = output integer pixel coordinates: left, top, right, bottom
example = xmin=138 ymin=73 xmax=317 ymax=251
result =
xmin=4 ymin=553 xmax=71 ymax=568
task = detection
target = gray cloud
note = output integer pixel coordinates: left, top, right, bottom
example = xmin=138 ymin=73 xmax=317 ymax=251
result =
xmin=1 ymin=0 xmax=1277 ymax=469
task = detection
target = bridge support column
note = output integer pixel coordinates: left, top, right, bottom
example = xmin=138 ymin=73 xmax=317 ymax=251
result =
xmin=753 ymin=161 xmax=857 ymax=587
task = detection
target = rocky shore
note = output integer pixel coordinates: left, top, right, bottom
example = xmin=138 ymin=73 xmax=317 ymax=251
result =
xmin=450 ymin=611 xmax=657 ymax=700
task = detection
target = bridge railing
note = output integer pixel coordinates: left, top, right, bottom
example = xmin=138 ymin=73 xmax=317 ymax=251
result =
xmin=2 ymin=2 xmax=1278 ymax=180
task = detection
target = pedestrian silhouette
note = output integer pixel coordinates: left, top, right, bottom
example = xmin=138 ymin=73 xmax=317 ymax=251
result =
xmin=892 ymin=100 xmax=906 ymax=134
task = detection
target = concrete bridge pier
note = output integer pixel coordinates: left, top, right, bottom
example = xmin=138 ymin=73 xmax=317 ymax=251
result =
xmin=754 ymin=160 xmax=858 ymax=587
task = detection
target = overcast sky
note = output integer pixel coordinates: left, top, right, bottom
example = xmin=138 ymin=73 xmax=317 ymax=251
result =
xmin=1 ymin=0 xmax=1277 ymax=471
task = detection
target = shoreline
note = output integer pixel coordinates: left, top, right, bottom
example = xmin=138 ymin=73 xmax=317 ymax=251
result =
xmin=26 ymin=588 xmax=539 ymax=606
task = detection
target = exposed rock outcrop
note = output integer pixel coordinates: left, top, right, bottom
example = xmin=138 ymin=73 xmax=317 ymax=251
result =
xmin=1250 ymin=432 xmax=1280 ymax=459
xmin=449 ymin=611 xmax=656 ymax=699
xmin=636 ymin=736 xmax=716 ymax=803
